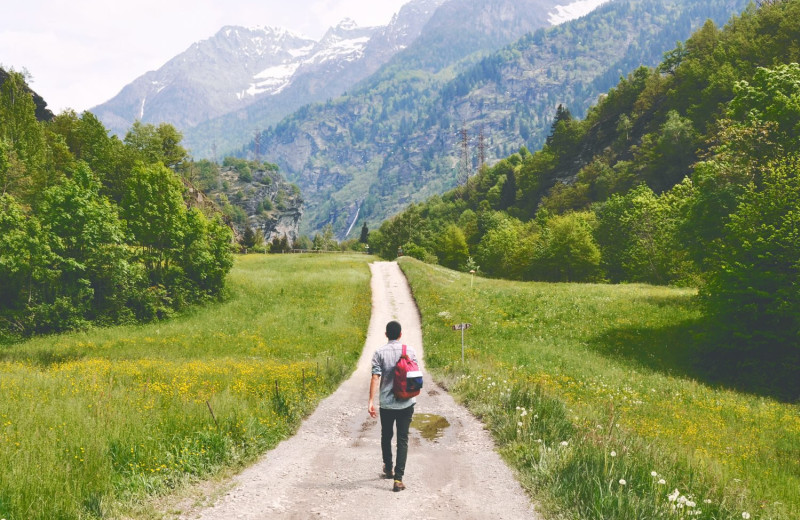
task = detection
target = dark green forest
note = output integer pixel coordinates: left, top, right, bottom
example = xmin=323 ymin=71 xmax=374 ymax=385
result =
xmin=0 ymin=71 xmax=234 ymax=339
xmin=370 ymin=0 xmax=800 ymax=398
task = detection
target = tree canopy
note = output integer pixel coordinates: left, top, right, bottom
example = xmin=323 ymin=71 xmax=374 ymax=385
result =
xmin=0 ymin=70 xmax=234 ymax=338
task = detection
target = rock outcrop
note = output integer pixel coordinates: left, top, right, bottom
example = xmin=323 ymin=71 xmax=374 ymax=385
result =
xmin=206 ymin=166 xmax=303 ymax=245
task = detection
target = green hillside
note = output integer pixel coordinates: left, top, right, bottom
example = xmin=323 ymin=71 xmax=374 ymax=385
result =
xmin=374 ymin=0 xmax=800 ymax=397
xmin=247 ymin=0 xmax=750 ymax=236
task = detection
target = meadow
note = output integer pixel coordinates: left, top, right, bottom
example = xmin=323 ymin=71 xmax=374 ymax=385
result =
xmin=400 ymin=258 xmax=800 ymax=520
xmin=0 ymin=254 xmax=372 ymax=520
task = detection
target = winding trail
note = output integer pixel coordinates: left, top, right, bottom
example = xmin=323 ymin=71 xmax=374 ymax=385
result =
xmin=180 ymin=261 xmax=541 ymax=519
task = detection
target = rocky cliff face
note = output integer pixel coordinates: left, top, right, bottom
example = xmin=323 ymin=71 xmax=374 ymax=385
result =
xmin=207 ymin=166 xmax=303 ymax=244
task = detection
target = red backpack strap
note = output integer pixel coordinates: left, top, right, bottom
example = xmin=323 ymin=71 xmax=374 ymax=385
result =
xmin=402 ymin=344 xmax=407 ymax=358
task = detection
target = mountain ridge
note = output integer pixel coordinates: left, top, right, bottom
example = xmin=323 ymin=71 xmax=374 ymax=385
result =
xmin=91 ymin=0 xmax=447 ymax=156
xmin=244 ymin=0 xmax=751 ymax=237
xmin=181 ymin=0 xmax=448 ymax=158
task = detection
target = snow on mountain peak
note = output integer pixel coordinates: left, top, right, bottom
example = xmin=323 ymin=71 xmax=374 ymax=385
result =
xmin=336 ymin=18 xmax=359 ymax=31
xmin=549 ymin=0 xmax=610 ymax=25
xmin=247 ymin=25 xmax=310 ymax=41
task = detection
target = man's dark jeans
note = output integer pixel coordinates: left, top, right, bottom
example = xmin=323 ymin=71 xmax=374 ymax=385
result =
xmin=379 ymin=405 xmax=414 ymax=481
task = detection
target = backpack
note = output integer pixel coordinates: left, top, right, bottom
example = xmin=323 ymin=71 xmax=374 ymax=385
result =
xmin=393 ymin=344 xmax=423 ymax=399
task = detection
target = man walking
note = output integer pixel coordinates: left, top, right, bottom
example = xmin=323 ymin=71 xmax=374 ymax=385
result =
xmin=368 ymin=320 xmax=418 ymax=492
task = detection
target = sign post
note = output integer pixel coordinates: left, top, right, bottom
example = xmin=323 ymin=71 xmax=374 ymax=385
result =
xmin=452 ymin=323 xmax=472 ymax=362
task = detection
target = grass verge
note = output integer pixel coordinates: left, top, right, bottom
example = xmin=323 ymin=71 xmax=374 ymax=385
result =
xmin=0 ymin=254 xmax=371 ymax=519
xmin=400 ymin=258 xmax=799 ymax=520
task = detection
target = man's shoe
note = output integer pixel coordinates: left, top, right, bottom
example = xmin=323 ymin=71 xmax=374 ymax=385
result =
xmin=383 ymin=464 xmax=394 ymax=479
xmin=393 ymin=480 xmax=406 ymax=492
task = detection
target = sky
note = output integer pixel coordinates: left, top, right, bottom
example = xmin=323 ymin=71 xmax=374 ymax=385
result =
xmin=0 ymin=0 xmax=408 ymax=113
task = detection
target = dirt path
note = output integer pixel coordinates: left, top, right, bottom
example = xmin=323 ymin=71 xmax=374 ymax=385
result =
xmin=180 ymin=261 xmax=541 ymax=519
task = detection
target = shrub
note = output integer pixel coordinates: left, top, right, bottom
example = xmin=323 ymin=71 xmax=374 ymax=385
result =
xmin=700 ymin=156 xmax=800 ymax=396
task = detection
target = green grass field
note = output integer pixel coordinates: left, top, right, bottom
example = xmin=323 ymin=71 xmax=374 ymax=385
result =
xmin=400 ymin=258 xmax=800 ymax=520
xmin=3 ymin=253 xmax=797 ymax=519
xmin=0 ymin=254 xmax=372 ymax=520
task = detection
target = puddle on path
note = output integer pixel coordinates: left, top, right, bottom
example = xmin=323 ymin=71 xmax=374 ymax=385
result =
xmin=412 ymin=413 xmax=450 ymax=441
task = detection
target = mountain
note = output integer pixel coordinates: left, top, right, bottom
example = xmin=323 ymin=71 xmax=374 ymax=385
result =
xmin=368 ymin=0 xmax=564 ymax=74
xmin=92 ymin=0 xmax=446 ymax=156
xmin=184 ymin=0 xmax=565 ymax=161
xmin=91 ymin=26 xmax=316 ymax=137
xmin=181 ymin=0 xmax=447 ymax=158
xmin=245 ymin=0 xmax=751 ymax=237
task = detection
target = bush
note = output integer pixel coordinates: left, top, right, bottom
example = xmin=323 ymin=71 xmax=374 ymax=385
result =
xmin=700 ymin=156 xmax=800 ymax=395
xmin=401 ymin=242 xmax=437 ymax=264
xmin=531 ymin=212 xmax=601 ymax=282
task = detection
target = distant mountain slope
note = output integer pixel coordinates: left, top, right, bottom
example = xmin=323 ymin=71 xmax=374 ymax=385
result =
xmin=369 ymin=0 xmax=564 ymax=75
xmin=182 ymin=0 xmax=447 ymax=158
xmin=183 ymin=0 xmax=568 ymax=161
xmin=91 ymin=26 xmax=318 ymax=137
xmin=248 ymin=0 xmax=750 ymax=237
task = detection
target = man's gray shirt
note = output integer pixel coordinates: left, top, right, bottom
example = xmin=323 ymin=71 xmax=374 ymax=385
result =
xmin=372 ymin=340 xmax=418 ymax=410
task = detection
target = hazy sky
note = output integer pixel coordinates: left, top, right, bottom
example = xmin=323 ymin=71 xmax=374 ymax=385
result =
xmin=0 ymin=0 xmax=408 ymax=113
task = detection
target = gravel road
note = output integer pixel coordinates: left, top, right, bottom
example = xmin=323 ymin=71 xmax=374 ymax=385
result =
xmin=179 ymin=261 xmax=541 ymax=520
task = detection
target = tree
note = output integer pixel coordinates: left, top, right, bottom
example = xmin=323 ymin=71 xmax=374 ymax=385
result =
xmin=0 ymin=193 xmax=56 ymax=333
xmin=475 ymin=213 xmax=532 ymax=279
xmin=729 ymin=63 xmax=800 ymax=150
xmin=0 ymin=72 xmax=234 ymax=336
xmin=294 ymin=234 xmax=312 ymax=250
xmin=0 ymin=139 xmax=30 ymax=197
xmin=241 ymin=225 xmax=256 ymax=249
xmin=124 ymin=121 xmax=187 ymax=170
xmin=50 ymin=110 xmax=117 ymax=177
xmin=36 ymin=163 xmax=130 ymax=321
xmin=545 ymin=104 xmax=584 ymax=165
xmin=269 ymin=234 xmax=290 ymax=253
xmin=180 ymin=209 xmax=233 ymax=295
xmin=121 ymin=162 xmax=187 ymax=283
xmin=270 ymin=235 xmax=282 ymax=253
xmin=531 ymin=212 xmax=601 ymax=282
xmin=700 ymin=156 xmax=800 ymax=391
xmin=253 ymin=228 xmax=266 ymax=252
xmin=359 ymin=222 xmax=369 ymax=243
xmin=546 ymin=104 xmax=573 ymax=147
xmin=318 ymin=224 xmax=338 ymax=251
xmin=682 ymin=64 xmax=800 ymax=271
xmin=636 ymin=110 xmax=699 ymax=192
xmin=0 ymin=70 xmax=49 ymax=201
xmin=435 ymin=224 xmax=469 ymax=270
xmin=499 ymin=167 xmax=517 ymax=209
xmin=594 ymin=183 xmax=692 ymax=284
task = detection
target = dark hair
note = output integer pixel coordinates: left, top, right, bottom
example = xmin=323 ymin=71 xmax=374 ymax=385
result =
xmin=386 ymin=320 xmax=402 ymax=340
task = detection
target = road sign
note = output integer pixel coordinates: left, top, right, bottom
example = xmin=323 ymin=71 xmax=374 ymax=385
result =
xmin=451 ymin=323 xmax=472 ymax=361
